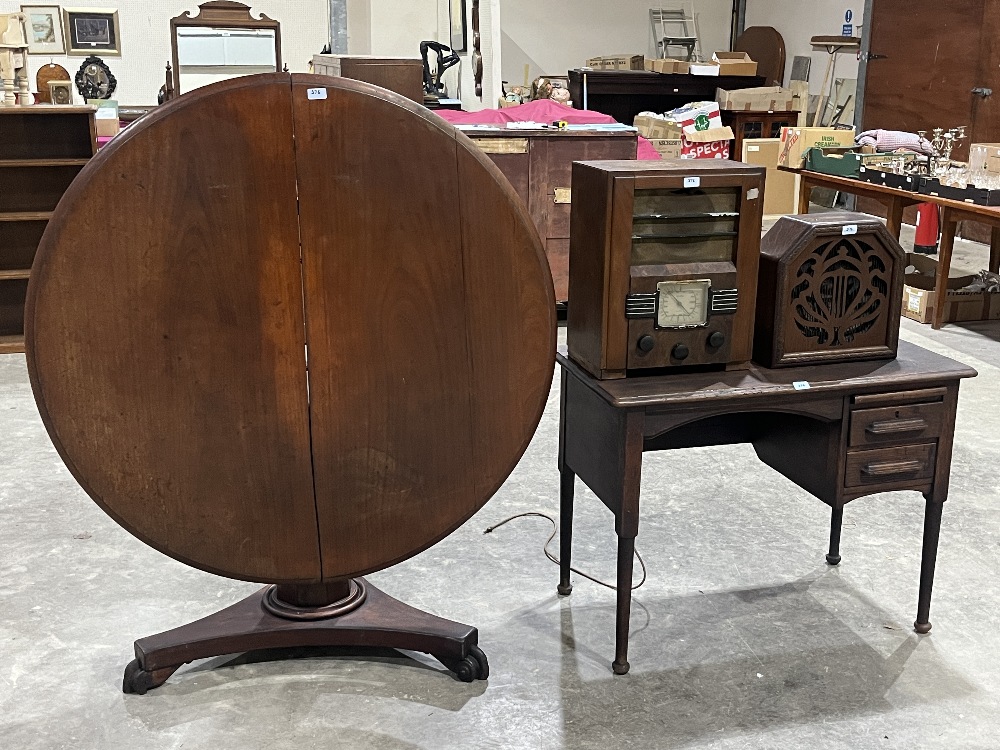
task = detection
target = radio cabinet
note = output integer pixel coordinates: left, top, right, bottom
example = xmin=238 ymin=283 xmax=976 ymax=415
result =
xmin=566 ymin=159 xmax=765 ymax=379
xmin=754 ymin=212 xmax=905 ymax=368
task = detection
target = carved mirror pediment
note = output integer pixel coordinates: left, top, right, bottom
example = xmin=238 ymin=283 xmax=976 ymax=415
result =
xmin=170 ymin=1 xmax=281 ymax=96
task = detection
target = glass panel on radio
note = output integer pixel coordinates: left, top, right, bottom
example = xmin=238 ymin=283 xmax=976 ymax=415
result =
xmin=631 ymin=187 xmax=739 ymax=265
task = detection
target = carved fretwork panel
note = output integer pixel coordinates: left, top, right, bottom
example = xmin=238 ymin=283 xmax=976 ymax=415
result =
xmin=788 ymin=237 xmax=892 ymax=351
xmin=754 ymin=213 xmax=905 ymax=368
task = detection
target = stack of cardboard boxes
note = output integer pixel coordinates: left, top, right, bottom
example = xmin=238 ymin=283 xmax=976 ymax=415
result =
xmin=633 ymin=102 xmax=734 ymax=159
xmin=902 ymin=254 xmax=1000 ymax=324
xmin=586 ymin=52 xmax=758 ymax=77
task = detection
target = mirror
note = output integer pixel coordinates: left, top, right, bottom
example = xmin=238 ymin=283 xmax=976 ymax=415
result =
xmin=170 ymin=1 xmax=281 ymax=95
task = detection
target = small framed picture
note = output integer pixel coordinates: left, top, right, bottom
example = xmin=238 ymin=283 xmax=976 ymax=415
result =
xmin=21 ymin=5 xmax=66 ymax=54
xmin=63 ymin=7 xmax=120 ymax=56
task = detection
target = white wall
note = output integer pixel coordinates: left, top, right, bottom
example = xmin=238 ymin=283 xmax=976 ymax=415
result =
xmin=346 ymin=0 xmax=501 ymax=111
xmin=1 ymin=1 xmax=330 ymax=103
xmin=744 ymin=0 xmax=863 ymax=94
xmin=500 ymin=0 xmax=734 ymax=88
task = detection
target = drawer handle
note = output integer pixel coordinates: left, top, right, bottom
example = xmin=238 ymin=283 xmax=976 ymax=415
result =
xmin=862 ymin=459 xmax=925 ymax=477
xmin=865 ymin=418 xmax=928 ymax=435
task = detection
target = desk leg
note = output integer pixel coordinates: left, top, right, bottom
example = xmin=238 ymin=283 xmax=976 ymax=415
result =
xmin=990 ymin=226 xmax=1000 ymax=275
xmin=613 ymin=535 xmax=635 ymax=675
xmin=933 ymin=208 xmax=958 ymax=330
xmin=915 ymin=496 xmax=944 ymax=634
xmin=557 ymin=468 xmax=575 ymax=596
xmin=826 ymin=506 xmax=843 ymax=565
xmin=797 ymin=178 xmax=812 ymax=215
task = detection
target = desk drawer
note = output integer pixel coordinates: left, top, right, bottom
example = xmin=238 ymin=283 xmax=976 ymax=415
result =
xmin=849 ymin=402 xmax=944 ymax=447
xmin=844 ymin=444 xmax=936 ymax=488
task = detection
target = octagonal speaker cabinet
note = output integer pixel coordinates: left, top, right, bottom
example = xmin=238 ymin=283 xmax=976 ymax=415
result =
xmin=754 ymin=212 xmax=905 ymax=368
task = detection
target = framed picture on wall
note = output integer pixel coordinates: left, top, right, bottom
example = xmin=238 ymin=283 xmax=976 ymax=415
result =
xmin=20 ymin=5 xmax=66 ymax=54
xmin=63 ymin=7 xmax=120 ymax=56
xmin=449 ymin=0 xmax=467 ymax=53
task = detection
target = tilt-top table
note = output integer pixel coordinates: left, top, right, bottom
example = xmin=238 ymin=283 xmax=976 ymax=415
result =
xmin=556 ymin=343 xmax=975 ymax=674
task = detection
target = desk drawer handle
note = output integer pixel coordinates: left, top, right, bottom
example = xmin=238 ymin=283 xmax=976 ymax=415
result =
xmin=862 ymin=459 xmax=924 ymax=477
xmin=866 ymin=418 xmax=928 ymax=435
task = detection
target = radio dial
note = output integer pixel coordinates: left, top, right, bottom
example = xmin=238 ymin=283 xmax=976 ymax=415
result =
xmin=708 ymin=331 xmax=726 ymax=348
xmin=637 ymin=335 xmax=655 ymax=352
xmin=672 ymin=343 xmax=690 ymax=360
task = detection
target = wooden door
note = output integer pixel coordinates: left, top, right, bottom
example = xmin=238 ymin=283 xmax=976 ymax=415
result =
xmin=864 ymin=0 xmax=994 ymax=161
xmin=861 ymin=0 xmax=1000 ymax=235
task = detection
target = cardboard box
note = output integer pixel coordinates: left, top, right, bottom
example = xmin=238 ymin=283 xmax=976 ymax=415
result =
xmin=649 ymin=120 xmax=683 ymax=139
xmin=586 ymin=55 xmax=644 ymax=70
xmin=89 ymin=99 xmax=120 ymax=137
xmin=778 ymin=126 xmax=856 ymax=168
xmin=716 ymin=86 xmax=796 ymax=111
xmin=713 ymin=51 xmax=758 ymax=76
xmin=902 ymin=285 xmax=1000 ymax=324
xmin=901 ymin=253 xmax=998 ymax=324
xmin=689 ymin=62 xmax=720 ymax=76
xmin=648 ymin=138 xmax=682 ymax=158
xmin=681 ymin=127 xmax=734 ymax=159
xmin=743 ymin=138 xmax=799 ymax=215
xmin=598 ymin=54 xmax=644 ymax=70
xmin=632 ymin=114 xmax=683 ymax=139
xmin=904 ymin=253 xmax=976 ymax=291
xmin=646 ymin=58 xmax=690 ymax=74
xmin=969 ymin=143 xmax=1000 ymax=177
xmin=670 ymin=101 xmax=723 ymax=132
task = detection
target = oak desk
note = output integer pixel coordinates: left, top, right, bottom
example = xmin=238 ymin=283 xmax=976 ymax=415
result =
xmin=556 ymin=343 xmax=975 ymax=675
xmin=782 ymin=167 xmax=1000 ymax=329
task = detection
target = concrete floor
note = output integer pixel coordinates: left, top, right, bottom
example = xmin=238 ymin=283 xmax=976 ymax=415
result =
xmin=2 ymin=230 xmax=1000 ymax=749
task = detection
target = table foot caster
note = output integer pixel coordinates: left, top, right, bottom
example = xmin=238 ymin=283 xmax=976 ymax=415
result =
xmin=123 ymin=659 xmax=178 ymax=695
xmin=825 ymin=553 xmax=841 ymax=566
xmin=914 ymin=621 xmax=932 ymax=635
xmin=441 ymin=645 xmax=490 ymax=682
xmin=612 ymin=660 xmax=630 ymax=675
xmin=557 ymin=583 xmax=573 ymax=596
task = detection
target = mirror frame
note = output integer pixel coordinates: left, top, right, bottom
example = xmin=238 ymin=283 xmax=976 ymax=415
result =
xmin=170 ymin=1 xmax=281 ymax=95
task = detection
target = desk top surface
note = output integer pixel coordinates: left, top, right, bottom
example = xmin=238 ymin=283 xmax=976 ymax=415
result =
xmin=568 ymin=70 xmax=766 ymax=88
xmin=784 ymin=167 xmax=1000 ymax=219
xmin=557 ymin=341 xmax=976 ymax=408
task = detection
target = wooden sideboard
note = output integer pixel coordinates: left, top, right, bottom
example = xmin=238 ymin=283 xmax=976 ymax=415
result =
xmin=567 ymin=70 xmax=767 ymax=125
xmin=312 ymin=54 xmax=424 ymax=103
xmin=720 ymin=109 xmax=798 ymax=163
xmin=0 ymin=105 xmax=96 ymax=354
xmin=465 ymin=128 xmax=638 ymax=303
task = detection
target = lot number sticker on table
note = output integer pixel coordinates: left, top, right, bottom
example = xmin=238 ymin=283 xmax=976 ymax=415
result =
xmin=842 ymin=224 xmax=858 ymax=236
xmin=307 ymin=88 xmax=328 ymax=100
xmin=684 ymin=176 xmax=701 ymax=188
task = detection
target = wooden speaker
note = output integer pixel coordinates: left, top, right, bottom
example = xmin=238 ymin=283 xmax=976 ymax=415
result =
xmin=754 ymin=212 xmax=905 ymax=368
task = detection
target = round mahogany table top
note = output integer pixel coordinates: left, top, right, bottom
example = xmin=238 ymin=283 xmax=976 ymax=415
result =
xmin=27 ymin=73 xmax=555 ymax=584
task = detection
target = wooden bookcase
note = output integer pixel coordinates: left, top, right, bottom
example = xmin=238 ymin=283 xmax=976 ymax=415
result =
xmin=0 ymin=105 xmax=96 ymax=354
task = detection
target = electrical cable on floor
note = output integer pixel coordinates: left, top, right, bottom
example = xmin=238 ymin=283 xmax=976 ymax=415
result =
xmin=484 ymin=512 xmax=647 ymax=591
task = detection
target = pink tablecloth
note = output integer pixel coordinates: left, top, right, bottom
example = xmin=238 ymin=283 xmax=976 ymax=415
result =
xmin=435 ymin=99 xmax=660 ymax=160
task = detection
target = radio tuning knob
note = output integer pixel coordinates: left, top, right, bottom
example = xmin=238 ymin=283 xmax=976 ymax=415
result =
xmin=672 ymin=343 xmax=690 ymax=360
xmin=708 ymin=331 xmax=726 ymax=348
xmin=637 ymin=335 xmax=655 ymax=352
